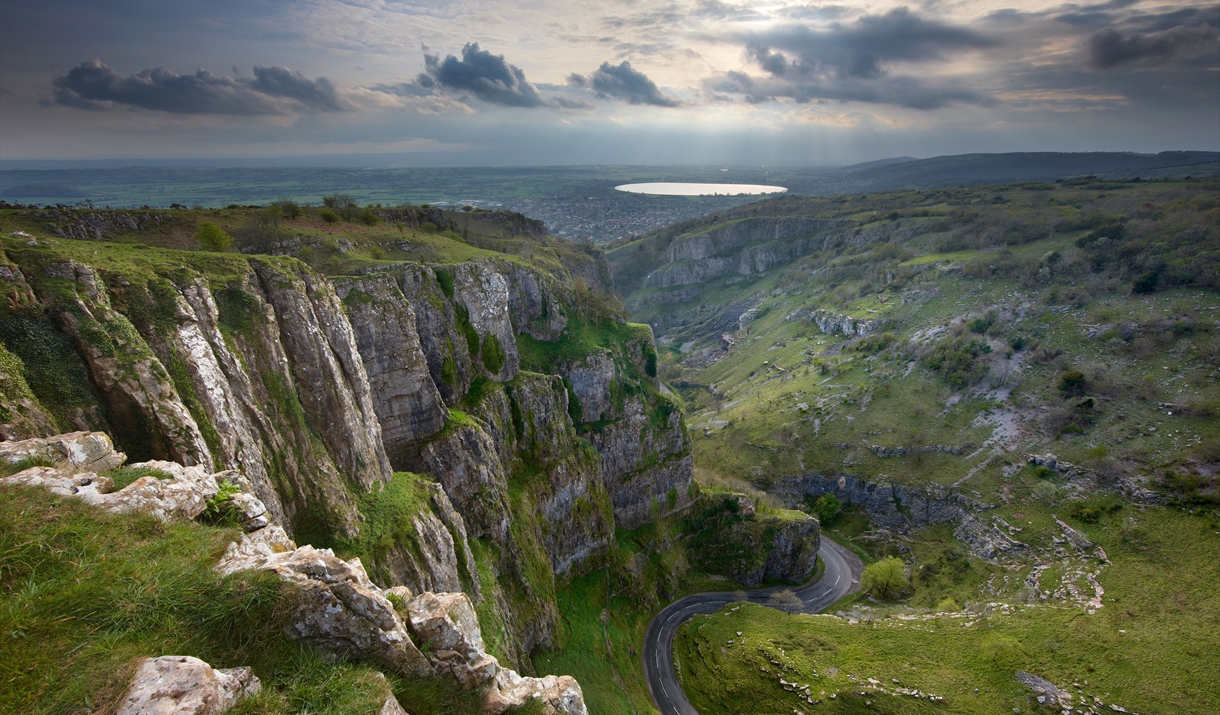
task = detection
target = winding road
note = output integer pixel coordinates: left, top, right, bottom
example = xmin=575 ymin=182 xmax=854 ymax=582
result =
xmin=642 ymin=538 xmax=865 ymax=715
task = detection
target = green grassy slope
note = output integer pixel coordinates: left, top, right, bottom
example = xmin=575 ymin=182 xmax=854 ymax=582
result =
xmin=0 ymin=485 xmax=488 ymax=715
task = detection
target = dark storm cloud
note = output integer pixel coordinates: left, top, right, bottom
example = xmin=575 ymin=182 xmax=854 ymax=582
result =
xmin=568 ymin=61 xmax=681 ymax=107
xmin=1088 ymin=24 xmax=1219 ymax=68
xmin=51 ymin=60 xmax=348 ymax=114
xmin=742 ymin=8 xmax=997 ymax=79
xmin=715 ymin=7 xmax=996 ymax=109
xmin=420 ymin=43 xmax=546 ymax=107
xmin=247 ymin=65 xmax=346 ymax=111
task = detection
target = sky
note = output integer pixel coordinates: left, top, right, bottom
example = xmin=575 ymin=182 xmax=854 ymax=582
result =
xmin=0 ymin=0 xmax=1217 ymax=165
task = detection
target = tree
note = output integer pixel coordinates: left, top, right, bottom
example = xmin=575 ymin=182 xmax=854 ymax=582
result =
xmin=861 ymin=556 xmax=909 ymax=600
xmin=768 ymin=589 xmax=803 ymax=615
xmin=194 ymin=221 xmax=232 ymax=252
xmin=813 ymin=494 xmax=841 ymax=526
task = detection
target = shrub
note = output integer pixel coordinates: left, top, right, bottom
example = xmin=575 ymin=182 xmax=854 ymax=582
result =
xmin=194 ymin=221 xmax=232 ymax=252
xmin=319 ymin=208 xmax=340 ymax=224
xmin=480 ymin=334 xmax=505 ymax=375
xmin=1132 ymin=271 xmax=1160 ymax=294
xmin=358 ymin=208 xmax=380 ymax=226
xmin=1058 ymin=370 xmax=1087 ymax=396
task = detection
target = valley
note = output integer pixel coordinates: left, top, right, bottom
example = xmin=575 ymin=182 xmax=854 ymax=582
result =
xmin=1 ymin=172 xmax=1217 ymax=715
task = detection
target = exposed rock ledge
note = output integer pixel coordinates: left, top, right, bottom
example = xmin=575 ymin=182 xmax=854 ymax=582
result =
xmin=218 ymin=527 xmax=588 ymax=715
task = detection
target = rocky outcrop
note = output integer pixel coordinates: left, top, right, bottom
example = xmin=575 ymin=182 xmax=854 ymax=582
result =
xmin=764 ymin=516 xmax=821 ymax=583
xmin=250 ymin=260 xmax=392 ymax=492
xmin=396 ymin=265 xmax=476 ymax=404
xmin=407 ymin=417 xmax=512 ymax=542
xmin=665 ymin=218 xmax=844 ymax=263
xmin=681 ymin=493 xmax=820 ymax=587
xmin=773 ymin=472 xmax=990 ymax=533
xmin=333 ymin=274 xmax=447 ymax=464
xmin=453 ymin=262 xmax=520 ymax=382
xmin=1 ymin=458 xmax=241 ymax=522
xmin=472 ymin=374 xmax=614 ymax=576
xmin=807 ymin=308 xmax=882 ymax=337
xmin=218 ymin=524 xmax=436 ymax=676
xmin=645 ymin=218 xmax=845 ymax=288
xmin=954 ymin=513 xmax=1026 ymax=561
xmin=0 ymin=430 xmax=125 ymax=472
xmin=53 ymin=259 xmax=215 ymax=468
xmin=220 ymin=527 xmax=587 ymax=715
xmin=116 ymin=656 xmax=260 ymax=715
xmin=1016 ymin=672 xmax=1073 ymax=711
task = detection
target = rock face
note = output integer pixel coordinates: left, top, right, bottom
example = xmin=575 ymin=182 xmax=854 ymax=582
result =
xmin=560 ymin=351 xmax=616 ymax=423
xmin=2 ymin=235 xmax=698 ymax=687
xmin=590 ymin=394 xmax=693 ymax=529
xmin=333 ymin=275 xmax=447 ymax=464
xmin=644 ymin=218 xmax=844 ymax=288
xmin=1 ymin=246 xmax=395 ymax=538
xmin=116 ymin=656 xmax=260 ymax=715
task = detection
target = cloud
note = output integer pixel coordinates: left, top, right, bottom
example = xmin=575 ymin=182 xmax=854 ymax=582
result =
xmin=247 ymin=65 xmax=346 ymax=111
xmin=569 ymin=61 xmax=681 ymax=107
xmin=710 ymin=70 xmax=991 ymax=110
xmin=420 ymin=43 xmax=546 ymax=107
xmin=714 ymin=8 xmax=997 ymax=109
xmin=1088 ymin=24 xmax=1218 ymax=69
xmin=51 ymin=60 xmax=351 ymax=114
xmin=742 ymin=8 xmax=997 ymax=79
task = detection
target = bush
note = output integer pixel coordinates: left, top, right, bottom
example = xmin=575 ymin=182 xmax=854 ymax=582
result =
xmin=358 ymin=208 xmax=380 ymax=226
xmin=480 ymin=334 xmax=505 ymax=375
xmin=1058 ymin=370 xmax=1087 ymax=397
xmin=319 ymin=208 xmax=340 ymax=224
xmin=194 ymin=221 xmax=232 ymax=252
xmin=1133 ymin=271 xmax=1161 ymax=294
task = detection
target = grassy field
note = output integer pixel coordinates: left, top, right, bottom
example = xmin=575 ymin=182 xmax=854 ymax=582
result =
xmin=674 ymin=505 xmax=1220 ymax=715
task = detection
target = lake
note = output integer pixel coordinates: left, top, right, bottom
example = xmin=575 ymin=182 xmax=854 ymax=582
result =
xmin=614 ymin=182 xmax=788 ymax=196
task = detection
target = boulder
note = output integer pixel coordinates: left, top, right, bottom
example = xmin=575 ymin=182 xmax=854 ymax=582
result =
xmin=115 ymin=655 xmax=259 ymax=715
xmin=485 ymin=670 xmax=588 ymax=715
xmin=1016 ymin=671 xmax=1073 ymax=711
xmin=406 ymin=592 xmax=498 ymax=688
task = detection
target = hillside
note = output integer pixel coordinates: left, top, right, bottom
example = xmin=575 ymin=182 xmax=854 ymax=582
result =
xmin=0 ymin=202 xmax=820 ymax=714
xmin=610 ymin=177 xmax=1220 ymax=713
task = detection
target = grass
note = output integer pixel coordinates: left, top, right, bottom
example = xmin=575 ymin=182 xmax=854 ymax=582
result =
xmin=0 ymin=484 xmax=497 ymax=715
xmin=673 ymin=505 xmax=1220 ymax=715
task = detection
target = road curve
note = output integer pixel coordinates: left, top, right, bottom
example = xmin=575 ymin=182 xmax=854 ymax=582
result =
xmin=643 ymin=537 xmax=865 ymax=715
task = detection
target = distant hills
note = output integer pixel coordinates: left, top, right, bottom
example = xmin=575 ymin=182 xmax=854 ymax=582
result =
xmin=841 ymin=150 xmax=1219 ymax=190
